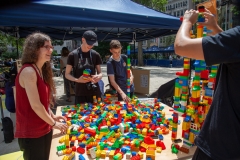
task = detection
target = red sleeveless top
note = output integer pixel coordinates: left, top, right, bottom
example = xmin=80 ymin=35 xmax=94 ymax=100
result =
xmin=15 ymin=64 xmax=51 ymax=138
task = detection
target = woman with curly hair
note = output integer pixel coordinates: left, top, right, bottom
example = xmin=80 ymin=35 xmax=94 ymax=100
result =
xmin=60 ymin=47 xmax=71 ymax=102
xmin=15 ymin=32 xmax=68 ymax=160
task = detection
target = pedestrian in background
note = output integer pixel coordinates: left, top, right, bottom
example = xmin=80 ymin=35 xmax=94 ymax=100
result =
xmin=60 ymin=47 xmax=71 ymax=102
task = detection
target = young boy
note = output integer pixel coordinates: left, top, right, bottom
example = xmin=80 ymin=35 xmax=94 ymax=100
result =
xmin=107 ymin=40 xmax=134 ymax=102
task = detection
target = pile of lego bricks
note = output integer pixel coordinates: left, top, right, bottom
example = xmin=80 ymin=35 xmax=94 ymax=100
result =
xmin=56 ymin=99 xmax=180 ymax=160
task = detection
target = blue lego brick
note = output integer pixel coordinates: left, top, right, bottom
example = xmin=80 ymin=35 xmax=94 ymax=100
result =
xmin=132 ymin=151 xmax=137 ymax=156
xmin=184 ymin=115 xmax=191 ymax=122
xmin=79 ymin=154 xmax=85 ymax=160
xmin=79 ymin=143 xmax=86 ymax=148
xmin=178 ymin=120 xmax=181 ymax=125
xmin=158 ymin=134 xmax=163 ymax=140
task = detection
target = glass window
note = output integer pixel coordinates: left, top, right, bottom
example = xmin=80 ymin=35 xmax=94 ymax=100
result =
xmin=176 ymin=3 xmax=177 ymax=8
xmin=177 ymin=11 xmax=180 ymax=17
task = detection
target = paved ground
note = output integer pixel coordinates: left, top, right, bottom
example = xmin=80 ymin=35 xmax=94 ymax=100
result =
xmin=0 ymin=64 xmax=182 ymax=156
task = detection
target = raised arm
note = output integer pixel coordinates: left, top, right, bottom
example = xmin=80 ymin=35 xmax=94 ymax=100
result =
xmin=174 ymin=9 xmax=223 ymax=60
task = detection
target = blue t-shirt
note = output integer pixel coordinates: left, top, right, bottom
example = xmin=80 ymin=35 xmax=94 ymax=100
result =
xmin=195 ymin=26 xmax=240 ymax=160
xmin=107 ymin=55 xmax=134 ymax=94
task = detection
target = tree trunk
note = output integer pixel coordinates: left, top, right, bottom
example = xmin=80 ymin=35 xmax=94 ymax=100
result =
xmin=138 ymin=41 xmax=143 ymax=66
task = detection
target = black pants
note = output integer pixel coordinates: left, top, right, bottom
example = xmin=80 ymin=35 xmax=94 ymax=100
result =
xmin=75 ymin=95 xmax=101 ymax=104
xmin=117 ymin=92 xmax=134 ymax=101
xmin=192 ymin=147 xmax=213 ymax=160
xmin=18 ymin=130 xmax=53 ymax=160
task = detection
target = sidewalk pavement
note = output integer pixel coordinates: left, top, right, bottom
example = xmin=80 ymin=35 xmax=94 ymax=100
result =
xmin=0 ymin=64 xmax=182 ymax=156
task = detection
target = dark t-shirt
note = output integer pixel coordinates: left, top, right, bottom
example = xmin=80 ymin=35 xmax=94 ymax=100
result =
xmin=195 ymin=26 xmax=240 ymax=160
xmin=67 ymin=48 xmax=102 ymax=96
xmin=107 ymin=55 xmax=134 ymax=93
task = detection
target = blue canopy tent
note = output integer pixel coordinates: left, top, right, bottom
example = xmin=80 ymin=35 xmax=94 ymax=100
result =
xmin=0 ymin=0 xmax=181 ymax=42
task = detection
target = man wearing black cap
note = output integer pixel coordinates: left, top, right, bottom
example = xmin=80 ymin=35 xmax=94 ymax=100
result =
xmin=65 ymin=30 xmax=102 ymax=104
xmin=175 ymin=1 xmax=240 ymax=159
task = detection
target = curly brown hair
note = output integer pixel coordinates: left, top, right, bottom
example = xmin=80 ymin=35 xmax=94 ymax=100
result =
xmin=61 ymin=47 xmax=70 ymax=57
xmin=21 ymin=32 xmax=56 ymax=104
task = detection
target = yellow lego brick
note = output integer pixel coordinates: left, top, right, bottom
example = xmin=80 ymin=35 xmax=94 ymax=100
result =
xmin=189 ymin=132 xmax=195 ymax=143
xmin=182 ymin=121 xmax=190 ymax=130
xmin=96 ymin=145 xmax=100 ymax=150
xmin=140 ymin=142 xmax=148 ymax=149
xmin=62 ymin=155 xmax=68 ymax=160
xmin=66 ymin=121 xmax=71 ymax=126
xmin=156 ymin=147 xmax=162 ymax=153
xmin=146 ymin=150 xmax=155 ymax=160
xmin=63 ymin=149 xmax=67 ymax=155
xmin=124 ymin=140 xmax=130 ymax=145
xmin=174 ymin=88 xmax=180 ymax=96
xmin=107 ymin=121 xmax=111 ymax=126
xmin=136 ymin=129 xmax=141 ymax=134
xmin=67 ymin=128 xmax=71 ymax=135
xmin=109 ymin=150 xmax=115 ymax=159
xmin=71 ymin=136 xmax=76 ymax=141
xmin=138 ymin=151 xmax=143 ymax=159
xmin=162 ymin=111 xmax=165 ymax=117
xmin=97 ymin=133 xmax=104 ymax=139
xmin=158 ymin=129 xmax=162 ymax=134
xmin=65 ymin=135 xmax=69 ymax=147
xmin=96 ymin=150 xmax=101 ymax=158
xmin=68 ymin=151 xmax=75 ymax=160
xmin=148 ymin=144 xmax=156 ymax=149
xmin=145 ymin=124 xmax=150 ymax=128
xmin=78 ymin=134 xmax=85 ymax=141
xmin=84 ymin=123 xmax=90 ymax=127
xmin=171 ymin=123 xmax=178 ymax=128
xmin=142 ymin=128 xmax=147 ymax=136
xmin=100 ymin=150 xmax=106 ymax=159
xmin=115 ymin=133 xmax=121 ymax=138
xmin=59 ymin=136 xmax=65 ymax=143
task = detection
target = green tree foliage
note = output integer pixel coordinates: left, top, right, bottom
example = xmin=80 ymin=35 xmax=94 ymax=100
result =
xmin=0 ymin=31 xmax=25 ymax=58
xmin=132 ymin=0 xmax=167 ymax=11
xmin=1 ymin=52 xmax=18 ymax=59
xmin=165 ymin=35 xmax=176 ymax=47
xmin=52 ymin=50 xmax=58 ymax=56
xmin=52 ymin=40 xmax=64 ymax=46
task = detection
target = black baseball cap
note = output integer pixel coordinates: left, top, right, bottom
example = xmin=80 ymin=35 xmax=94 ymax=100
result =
xmin=82 ymin=30 xmax=98 ymax=46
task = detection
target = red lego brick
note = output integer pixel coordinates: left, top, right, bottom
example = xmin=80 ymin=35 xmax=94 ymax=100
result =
xmin=84 ymin=128 xmax=96 ymax=137
xmin=131 ymin=155 xmax=141 ymax=160
xmin=144 ymin=136 xmax=155 ymax=145
xmin=77 ymin=147 xmax=85 ymax=154
xmin=160 ymin=141 xmax=166 ymax=150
